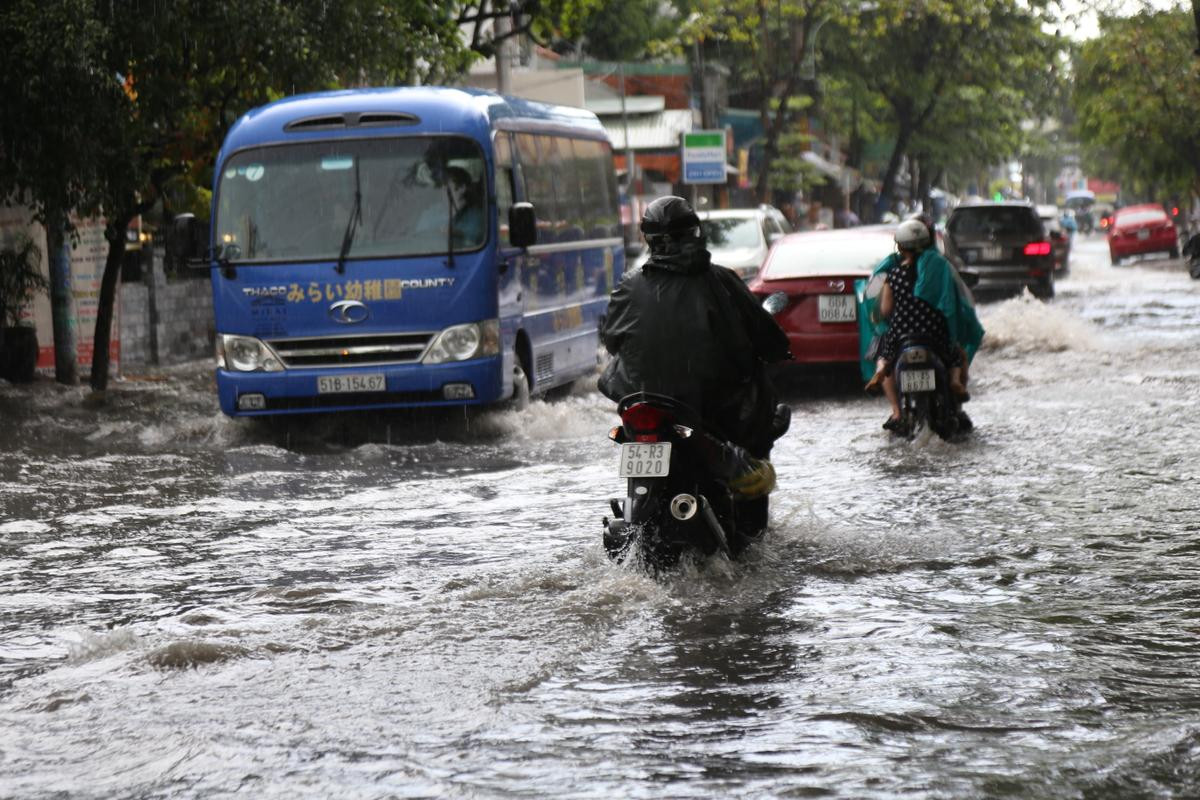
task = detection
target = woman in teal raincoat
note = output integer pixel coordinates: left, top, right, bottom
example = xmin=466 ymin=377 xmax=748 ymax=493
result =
xmin=861 ymin=218 xmax=984 ymax=431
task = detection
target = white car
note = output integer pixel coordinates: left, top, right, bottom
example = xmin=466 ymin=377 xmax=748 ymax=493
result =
xmin=699 ymin=205 xmax=792 ymax=281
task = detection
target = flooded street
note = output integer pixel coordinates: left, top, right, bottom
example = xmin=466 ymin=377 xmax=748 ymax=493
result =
xmin=2 ymin=234 xmax=1199 ymax=798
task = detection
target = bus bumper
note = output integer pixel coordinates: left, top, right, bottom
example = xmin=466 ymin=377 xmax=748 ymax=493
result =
xmin=215 ymin=356 xmax=507 ymax=417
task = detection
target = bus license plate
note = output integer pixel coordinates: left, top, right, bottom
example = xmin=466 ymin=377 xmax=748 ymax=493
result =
xmin=900 ymin=369 xmax=936 ymax=393
xmin=619 ymin=442 xmax=672 ymax=478
xmin=317 ymin=373 xmax=386 ymax=394
xmin=818 ymin=294 xmax=856 ymax=323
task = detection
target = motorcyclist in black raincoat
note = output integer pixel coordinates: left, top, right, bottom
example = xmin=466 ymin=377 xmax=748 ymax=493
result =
xmin=598 ymin=196 xmax=791 ymax=468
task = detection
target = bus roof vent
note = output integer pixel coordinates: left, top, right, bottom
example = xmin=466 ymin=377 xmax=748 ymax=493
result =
xmin=358 ymin=112 xmax=420 ymax=127
xmin=285 ymin=115 xmax=348 ymax=132
xmin=285 ymin=112 xmax=419 ymax=132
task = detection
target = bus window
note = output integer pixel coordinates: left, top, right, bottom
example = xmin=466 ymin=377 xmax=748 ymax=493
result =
xmin=544 ymin=136 xmax=584 ymax=242
xmin=515 ymin=133 xmax=558 ymax=242
xmin=215 ymin=136 xmax=486 ymax=261
xmin=574 ymin=138 xmax=619 ymax=238
xmin=494 ymin=133 xmax=514 ymax=247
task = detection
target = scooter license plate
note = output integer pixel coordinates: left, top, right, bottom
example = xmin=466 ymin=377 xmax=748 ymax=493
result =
xmin=619 ymin=442 xmax=672 ymax=477
xmin=900 ymin=369 xmax=936 ymax=393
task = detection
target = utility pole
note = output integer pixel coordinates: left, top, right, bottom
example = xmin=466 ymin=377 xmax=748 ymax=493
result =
xmin=495 ymin=4 xmax=513 ymax=95
xmin=618 ymin=62 xmax=635 ymax=194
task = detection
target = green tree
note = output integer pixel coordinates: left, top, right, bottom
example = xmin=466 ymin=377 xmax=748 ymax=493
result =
xmin=575 ymin=0 xmax=672 ymax=61
xmin=1 ymin=1 xmax=475 ymax=395
xmin=822 ymin=0 xmax=1061 ymax=213
xmin=1072 ymin=7 xmax=1200 ymax=203
xmin=0 ymin=0 xmax=123 ymax=384
xmin=678 ymin=0 xmax=842 ymax=203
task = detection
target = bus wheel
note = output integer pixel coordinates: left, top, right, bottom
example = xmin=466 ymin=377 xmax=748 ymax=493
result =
xmin=510 ymin=364 xmax=531 ymax=411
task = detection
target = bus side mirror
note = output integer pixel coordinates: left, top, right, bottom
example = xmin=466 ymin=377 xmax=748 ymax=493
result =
xmin=509 ymin=202 xmax=537 ymax=249
xmin=170 ymin=213 xmax=209 ymax=268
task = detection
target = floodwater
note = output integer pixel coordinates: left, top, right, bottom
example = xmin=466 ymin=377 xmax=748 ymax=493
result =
xmin=2 ymin=235 xmax=1199 ymax=799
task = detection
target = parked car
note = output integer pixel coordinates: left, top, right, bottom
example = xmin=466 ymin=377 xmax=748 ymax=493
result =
xmin=748 ymin=226 xmax=895 ymax=366
xmin=943 ymin=201 xmax=1054 ymax=299
xmin=1108 ymin=203 xmax=1179 ymax=265
xmin=1036 ymin=203 xmax=1071 ymax=276
xmin=698 ymin=205 xmax=792 ymax=281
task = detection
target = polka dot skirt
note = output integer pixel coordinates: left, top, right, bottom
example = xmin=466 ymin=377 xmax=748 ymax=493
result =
xmin=878 ymin=261 xmax=962 ymax=367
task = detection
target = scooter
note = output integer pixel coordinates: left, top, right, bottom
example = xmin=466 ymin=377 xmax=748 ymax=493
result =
xmin=892 ymin=335 xmax=970 ymax=442
xmin=601 ymin=392 xmax=787 ymax=570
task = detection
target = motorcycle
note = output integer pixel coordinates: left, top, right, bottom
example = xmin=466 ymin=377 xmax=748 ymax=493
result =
xmin=600 ymin=392 xmax=789 ymax=570
xmin=892 ymin=334 xmax=971 ymax=442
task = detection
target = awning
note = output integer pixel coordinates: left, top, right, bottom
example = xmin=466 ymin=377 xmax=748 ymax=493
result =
xmin=599 ymin=109 xmax=695 ymax=151
xmin=802 ymin=150 xmax=843 ymax=180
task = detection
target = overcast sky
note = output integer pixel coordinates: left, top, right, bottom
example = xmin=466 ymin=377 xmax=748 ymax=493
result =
xmin=1056 ymin=0 xmax=1190 ymax=40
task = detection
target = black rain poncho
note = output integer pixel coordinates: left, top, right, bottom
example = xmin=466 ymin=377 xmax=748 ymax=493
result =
xmin=598 ymin=247 xmax=790 ymax=456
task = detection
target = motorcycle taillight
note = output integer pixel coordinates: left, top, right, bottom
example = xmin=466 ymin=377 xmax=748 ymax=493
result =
xmin=621 ymin=402 xmax=672 ymax=442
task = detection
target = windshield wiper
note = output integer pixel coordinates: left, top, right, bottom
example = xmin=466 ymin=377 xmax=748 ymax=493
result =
xmin=335 ymin=157 xmax=362 ymax=274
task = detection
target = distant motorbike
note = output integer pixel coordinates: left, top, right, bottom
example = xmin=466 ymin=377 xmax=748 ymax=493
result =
xmin=892 ymin=335 xmax=970 ymax=441
xmin=601 ymin=392 xmax=788 ymax=569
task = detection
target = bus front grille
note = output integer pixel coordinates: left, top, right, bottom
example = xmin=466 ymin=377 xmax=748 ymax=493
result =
xmin=267 ymin=332 xmax=434 ymax=368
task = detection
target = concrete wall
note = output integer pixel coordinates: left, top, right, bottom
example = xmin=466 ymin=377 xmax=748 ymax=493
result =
xmin=118 ymin=247 xmax=214 ymax=371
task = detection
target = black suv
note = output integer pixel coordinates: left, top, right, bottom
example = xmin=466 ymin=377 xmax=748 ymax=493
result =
xmin=944 ymin=201 xmax=1054 ymax=299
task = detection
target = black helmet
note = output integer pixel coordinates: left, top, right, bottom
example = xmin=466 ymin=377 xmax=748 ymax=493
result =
xmin=640 ymin=196 xmax=704 ymax=257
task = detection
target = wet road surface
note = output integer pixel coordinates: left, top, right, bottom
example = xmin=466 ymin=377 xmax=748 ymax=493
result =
xmin=2 ymin=235 xmax=1199 ymax=798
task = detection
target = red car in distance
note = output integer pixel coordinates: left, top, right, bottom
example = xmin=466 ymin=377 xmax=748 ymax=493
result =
xmin=748 ymin=226 xmax=896 ymax=365
xmin=1108 ymin=203 xmax=1179 ymax=265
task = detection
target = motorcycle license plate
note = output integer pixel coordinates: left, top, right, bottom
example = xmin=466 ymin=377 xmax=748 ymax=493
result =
xmin=619 ymin=442 xmax=671 ymax=477
xmin=818 ymin=294 xmax=856 ymax=323
xmin=900 ymin=369 xmax=936 ymax=393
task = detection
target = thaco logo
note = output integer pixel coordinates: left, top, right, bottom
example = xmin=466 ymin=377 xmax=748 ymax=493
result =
xmin=328 ymin=300 xmax=369 ymax=324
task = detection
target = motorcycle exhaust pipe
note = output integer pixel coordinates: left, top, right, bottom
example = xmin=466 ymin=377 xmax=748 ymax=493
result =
xmin=698 ymin=495 xmax=732 ymax=558
xmin=670 ymin=493 xmax=698 ymax=521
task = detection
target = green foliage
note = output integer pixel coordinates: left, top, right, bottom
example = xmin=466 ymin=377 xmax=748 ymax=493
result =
xmin=820 ymin=0 xmax=1064 ymax=198
xmin=0 ymin=234 xmax=48 ymax=328
xmin=767 ymin=131 xmax=824 ymax=195
xmin=574 ymin=0 xmax=675 ymax=60
xmin=1072 ymin=7 xmax=1200 ymax=199
xmin=0 ymin=0 xmax=126 ymax=230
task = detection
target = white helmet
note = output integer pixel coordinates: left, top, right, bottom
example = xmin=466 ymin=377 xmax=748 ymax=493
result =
xmin=895 ymin=218 xmax=931 ymax=251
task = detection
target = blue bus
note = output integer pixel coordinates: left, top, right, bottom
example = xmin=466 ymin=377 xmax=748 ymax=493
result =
xmin=178 ymin=87 xmax=624 ymax=416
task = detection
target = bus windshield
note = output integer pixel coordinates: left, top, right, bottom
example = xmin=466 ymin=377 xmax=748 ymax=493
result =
xmin=215 ymin=136 xmax=486 ymax=262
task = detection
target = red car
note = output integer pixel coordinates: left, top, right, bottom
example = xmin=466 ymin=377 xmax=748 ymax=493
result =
xmin=1108 ymin=204 xmax=1179 ymax=265
xmin=748 ymin=226 xmax=895 ymax=365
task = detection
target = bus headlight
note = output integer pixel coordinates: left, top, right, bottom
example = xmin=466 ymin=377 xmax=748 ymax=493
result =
xmin=217 ymin=334 xmax=283 ymax=372
xmin=422 ymin=319 xmax=500 ymax=364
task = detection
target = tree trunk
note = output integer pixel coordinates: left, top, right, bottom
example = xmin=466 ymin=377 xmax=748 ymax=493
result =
xmin=877 ymin=124 xmax=914 ymax=219
xmin=89 ymin=219 xmax=130 ymax=392
xmin=916 ymin=157 xmax=932 ymax=214
xmin=45 ymin=210 xmax=78 ymax=386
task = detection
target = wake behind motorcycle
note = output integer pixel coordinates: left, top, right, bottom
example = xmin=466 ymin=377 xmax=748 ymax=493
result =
xmin=601 ymin=392 xmax=786 ymax=570
xmin=893 ymin=335 xmax=971 ymax=442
